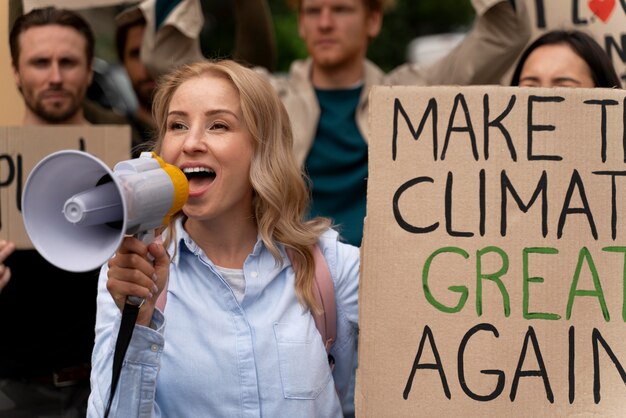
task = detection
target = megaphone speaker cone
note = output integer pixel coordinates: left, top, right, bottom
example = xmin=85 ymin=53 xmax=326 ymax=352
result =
xmin=22 ymin=151 xmax=127 ymax=273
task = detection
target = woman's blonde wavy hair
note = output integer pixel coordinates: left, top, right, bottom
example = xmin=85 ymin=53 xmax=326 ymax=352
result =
xmin=152 ymin=59 xmax=332 ymax=313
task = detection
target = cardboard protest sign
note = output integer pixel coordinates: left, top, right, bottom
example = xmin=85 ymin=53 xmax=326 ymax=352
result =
xmin=523 ymin=0 xmax=626 ymax=86
xmin=357 ymin=85 xmax=626 ymax=416
xmin=0 ymin=125 xmax=130 ymax=249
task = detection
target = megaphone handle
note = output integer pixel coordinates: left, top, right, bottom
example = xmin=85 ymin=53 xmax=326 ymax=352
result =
xmin=106 ymin=229 xmax=159 ymax=416
xmin=125 ymin=230 xmax=157 ymax=307
xmin=137 ymin=229 xmax=156 ymax=248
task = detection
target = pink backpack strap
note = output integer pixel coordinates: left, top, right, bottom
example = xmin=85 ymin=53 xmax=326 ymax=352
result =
xmin=310 ymin=244 xmax=336 ymax=355
xmin=286 ymin=244 xmax=336 ymax=362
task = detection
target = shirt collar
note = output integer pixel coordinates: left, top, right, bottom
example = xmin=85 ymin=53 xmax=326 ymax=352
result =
xmin=167 ymin=217 xmax=270 ymax=266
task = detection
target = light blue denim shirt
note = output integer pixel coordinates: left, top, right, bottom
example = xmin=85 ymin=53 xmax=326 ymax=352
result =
xmin=88 ymin=219 xmax=360 ymax=417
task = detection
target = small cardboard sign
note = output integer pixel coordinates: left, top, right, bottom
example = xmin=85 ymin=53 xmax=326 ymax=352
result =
xmin=523 ymin=0 xmax=626 ymax=86
xmin=0 ymin=125 xmax=130 ymax=248
xmin=357 ymin=85 xmax=626 ymax=416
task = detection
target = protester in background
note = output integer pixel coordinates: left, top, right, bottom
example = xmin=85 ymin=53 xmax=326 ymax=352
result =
xmin=113 ymin=6 xmax=158 ymax=154
xmin=0 ymin=242 xmax=15 ymax=293
xmin=9 ymin=5 xmax=139 ymax=128
xmin=114 ymin=0 xmax=277 ymax=155
xmin=510 ymin=29 xmax=621 ymax=88
xmin=88 ymin=59 xmax=360 ymax=417
xmin=11 ymin=6 xmax=96 ymax=125
xmin=0 ymin=7 xmax=105 ymax=416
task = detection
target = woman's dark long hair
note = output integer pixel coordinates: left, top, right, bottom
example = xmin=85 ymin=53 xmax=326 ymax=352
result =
xmin=510 ymin=30 xmax=622 ymax=88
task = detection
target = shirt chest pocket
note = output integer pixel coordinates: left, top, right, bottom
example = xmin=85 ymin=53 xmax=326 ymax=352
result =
xmin=273 ymin=321 xmax=333 ymax=399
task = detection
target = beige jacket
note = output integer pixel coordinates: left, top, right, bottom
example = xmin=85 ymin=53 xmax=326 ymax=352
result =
xmin=259 ymin=0 xmax=531 ymax=167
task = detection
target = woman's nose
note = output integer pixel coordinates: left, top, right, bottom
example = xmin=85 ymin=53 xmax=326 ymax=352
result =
xmin=181 ymin=126 xmax=208 ymax=152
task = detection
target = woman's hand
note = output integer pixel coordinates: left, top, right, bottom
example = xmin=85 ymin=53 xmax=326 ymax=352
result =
xmin=106 ymin=236 xmax=170 ymax=326
xmin=0 ymin=240 xmax=16 ymax=293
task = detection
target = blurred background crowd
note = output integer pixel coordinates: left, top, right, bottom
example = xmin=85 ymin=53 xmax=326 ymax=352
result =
xmin=7 ymin=0 xmax=476 ymax=122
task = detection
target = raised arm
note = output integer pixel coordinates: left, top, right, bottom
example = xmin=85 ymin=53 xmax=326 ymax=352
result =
xmin=390 ymin=0 xmax=531 ymax=86
xmin=139 ymin=0 xmax=276 ymax=77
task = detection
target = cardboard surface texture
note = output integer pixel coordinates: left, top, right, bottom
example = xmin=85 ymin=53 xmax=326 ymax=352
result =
xmin=0 ymin=125 xmax=130 ymax=249
xmin=357 ymin=85 xmax=626 ymax=417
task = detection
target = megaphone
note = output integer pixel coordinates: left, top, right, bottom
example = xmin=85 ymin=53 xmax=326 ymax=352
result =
xmin=22 ymin=150 xmax=188 ymax=273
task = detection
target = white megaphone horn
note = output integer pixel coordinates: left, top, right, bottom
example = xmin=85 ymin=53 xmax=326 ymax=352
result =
xmin=21 ymin=150 xmax=189 ymax=273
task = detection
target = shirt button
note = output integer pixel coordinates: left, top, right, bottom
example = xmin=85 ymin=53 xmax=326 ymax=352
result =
xmin=250 ymin=271 xmax=258 ymax=278
xmin=151 ymin=344 xmax=159 ymax=352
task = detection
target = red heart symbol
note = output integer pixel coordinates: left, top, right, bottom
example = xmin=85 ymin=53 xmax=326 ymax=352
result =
xmin=588 ymin=0 xmax=615 ymax=22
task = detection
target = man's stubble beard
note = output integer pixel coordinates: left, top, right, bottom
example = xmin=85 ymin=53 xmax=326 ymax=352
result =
xmin=21 ymin=86 xmax=84 ymax=124
xmin=30 ymin=99 xmax=81 ymax=123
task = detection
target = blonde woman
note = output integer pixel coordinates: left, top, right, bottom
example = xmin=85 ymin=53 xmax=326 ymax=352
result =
xmin=88 ymin=60 xmax=359 ymax=417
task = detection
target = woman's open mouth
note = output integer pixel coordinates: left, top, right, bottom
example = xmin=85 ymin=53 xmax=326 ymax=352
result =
xmin=183 ymin=167 xmax=216 ymax=196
